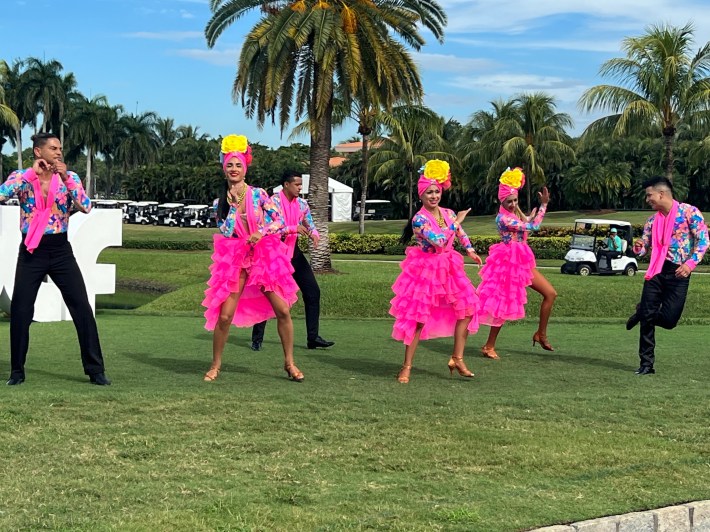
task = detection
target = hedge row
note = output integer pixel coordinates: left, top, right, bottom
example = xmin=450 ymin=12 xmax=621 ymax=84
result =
xmin=121 ymin=234 xmax=572 ymax=258
xmin=123 ymin=239 xmax=211 ymax=251
xmin=121 ymin=233 xmax=710 ymax=264
xmin=536 ymin=224 xmax=646 ymax=237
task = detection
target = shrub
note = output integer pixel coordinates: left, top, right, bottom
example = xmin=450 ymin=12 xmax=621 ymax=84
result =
xmin=123 ymin=239 xmax=211 ymax=251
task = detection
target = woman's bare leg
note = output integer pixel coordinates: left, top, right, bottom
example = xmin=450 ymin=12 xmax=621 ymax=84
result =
xmin=207 ymin=272 xmax=247 ymax=378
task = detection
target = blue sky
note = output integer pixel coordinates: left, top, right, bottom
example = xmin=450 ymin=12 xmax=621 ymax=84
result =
xmin=2 ymin=0 xmax=709 ymax=150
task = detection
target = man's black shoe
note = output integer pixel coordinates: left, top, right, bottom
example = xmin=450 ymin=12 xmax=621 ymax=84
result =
xmin=251 ymin=341 xmax=262 ymax=351
xmin=6 ymin=376 xmax=24 ymax=386
xmin=626 ymin=313 xmax=640 ymax=330
xmin=307 ymin=336 xmax=335 ymax=349
xmin=634 ymin=366 xmax=655 ymax=375
xmin=89 ymin=373 xmax=112 ymax=385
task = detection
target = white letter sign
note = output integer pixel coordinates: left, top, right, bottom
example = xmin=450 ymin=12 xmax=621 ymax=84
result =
xmin=0 ymin=206 xmax=122 ymax=322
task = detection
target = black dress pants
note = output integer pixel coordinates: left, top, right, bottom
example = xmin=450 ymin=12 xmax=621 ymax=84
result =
xmin=252 ymin=246 xmax=321 ymax=343
xmin=9 ymin=233 xmax=105 ymax=379
xmin=638 ymin=260 xmax=690 ymax=368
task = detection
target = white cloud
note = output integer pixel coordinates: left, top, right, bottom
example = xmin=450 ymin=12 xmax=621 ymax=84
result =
xmin=414 ymin=52 xmax=497 ymax=73
xmin=173 ymin=47 xmax=241 ymax=67
xmin=180 ymin=9 xmax=195 ymax=19
xmin=437 ymin=0 xmax=708 ymax=35
xmin=125 ymin=31 xmax=203 ymax=41
xmin=448 ymin=36 xmax=622 ymax=54
xmin=447 ymin=73 xmax=590 ymax=104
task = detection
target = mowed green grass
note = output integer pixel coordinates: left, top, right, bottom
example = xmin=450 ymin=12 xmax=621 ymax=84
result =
xmin=1 ymin=315 xmax=709 ymax=531
xmin=3 ymin=232 xmax=708 ymax=530
xmin=97 ymin=248 xmax=710 ymax=323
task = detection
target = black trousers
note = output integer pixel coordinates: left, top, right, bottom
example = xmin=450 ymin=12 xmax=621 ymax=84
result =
xmin=9 ymin=233 xmax=105 ymax=379
xmin=252 ymin=246 xmax=321 ymax=343
xmin=638 ymin=260 xmax=690 ymax=368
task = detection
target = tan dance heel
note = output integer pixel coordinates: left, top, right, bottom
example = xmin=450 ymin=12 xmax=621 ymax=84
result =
xmin=481 ymin=346 xmax=499 ymax=359
xmin=397 ymin=365 xmax=412 ymax=384
xmin=203 ymin=367 xmax=221 ymax=382
xmin=448 ymin=356 xmax=474 ymax=378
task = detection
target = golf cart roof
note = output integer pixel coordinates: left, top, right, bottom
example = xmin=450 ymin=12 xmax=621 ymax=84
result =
xmin=574 ymin=219 xmax=632 ymax=226
xmin=185 ymin=204 xmax=209 ymax=210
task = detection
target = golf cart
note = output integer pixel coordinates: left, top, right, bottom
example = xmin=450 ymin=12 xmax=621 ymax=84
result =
xmin=126 ymin=201 xmax=159 ymax=224
xmin=182 ymin=204 xmax=211 ymax=227
xmin=155 ymin=203 xmax=185 ymax=226
xmin=560 ymin=218 xmax=638 ymax=276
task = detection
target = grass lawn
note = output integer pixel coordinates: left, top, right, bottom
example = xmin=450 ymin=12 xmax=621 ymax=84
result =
xmin=4 ymin=234 xmax=708 ymax=530
xmin=1 ymin=316 xmax=709 ymax=531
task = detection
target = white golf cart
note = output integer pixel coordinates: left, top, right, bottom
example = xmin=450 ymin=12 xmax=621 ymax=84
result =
xmin=156 ymin=203 xmax=185 ymax=226
xmin=560 ymin=218 xmax=638 ymax=276
xmin=126 ymin=201 xmax=159 ymax=224
xmin=182 ymin=204 xmax=210 ymax=227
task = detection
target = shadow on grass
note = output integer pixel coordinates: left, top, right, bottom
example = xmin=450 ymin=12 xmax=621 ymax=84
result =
xmin=308 ymin=353 xmax=461 ymax=382
xmin=30 ymin=368 xmax=88 ymax=384
xmin=122 ymin=351 xmax=250 ymax=376
xmin=520 ymin=349 xmax=636 ymax=371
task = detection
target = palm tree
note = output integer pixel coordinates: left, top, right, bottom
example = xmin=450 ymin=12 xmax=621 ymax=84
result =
xmin=205 ymin=0 xmax=444 ymax=271
xmin=22 ymin=57 xmax=66 ymax=133
xmin=370 ymin=105 xmax=449 ymax=218
xmin=579 ymin=23 xmax=710 ymax=182
xmin=67 ymin=95 xmax=115 ymax=196
xmin=2 ymin=60 xmax=34 ymax=169
xmin=0 ymin=60 xmax=19 ymax=179
xmin=155 ymin=117 xmax=177 ymax=148
xmin=114 ymin=112 xmax=160 ymax=172
xmin=479 ymin=93 xmax=575 ymax=210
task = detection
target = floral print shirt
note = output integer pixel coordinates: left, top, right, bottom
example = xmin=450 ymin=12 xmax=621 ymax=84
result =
xmin=271 ymin=194 xmax=319 ymax=238
xmin=0 ymin=168 xmax=92 ymax=234
xmin=635 ymin=203 xmax=708 ymax=270
xmin=217 ymin=186 xmax=284 ymax=238
xmin=496 ymin=204 xmax=547 ymax=243
xmin=413 ymin=208 xmax=474 ymax=253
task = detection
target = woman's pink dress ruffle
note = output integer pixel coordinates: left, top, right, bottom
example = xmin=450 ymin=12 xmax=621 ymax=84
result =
xmin=202 ymin=234 xmax=298 ymax=330
xmin=390 ymin=247 xmax=479 ymax=345
xmin=477 ymin=241 xmax=536 ymax=326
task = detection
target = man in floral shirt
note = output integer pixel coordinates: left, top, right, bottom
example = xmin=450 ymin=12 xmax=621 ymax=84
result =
xmin=626 ymin=176 xmax=708 ymax=375
xmin=0 ymin=133 xmax=110 ymax=386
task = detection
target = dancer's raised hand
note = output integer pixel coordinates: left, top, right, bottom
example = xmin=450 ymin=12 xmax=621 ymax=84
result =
xmin=538 ymin=187 xmax=550 ymax=205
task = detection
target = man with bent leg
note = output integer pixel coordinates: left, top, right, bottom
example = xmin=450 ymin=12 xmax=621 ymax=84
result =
xmin=251 ymin=171 xmax=334 ymax=351
xmin=626 ymin=176 xmax=708 ymax=375
xmin=0 ymin=133 xmax=111 ymax=386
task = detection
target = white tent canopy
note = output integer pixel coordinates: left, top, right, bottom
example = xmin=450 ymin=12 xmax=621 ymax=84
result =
xmin=273 ymin=174 xmax=353 ymax=222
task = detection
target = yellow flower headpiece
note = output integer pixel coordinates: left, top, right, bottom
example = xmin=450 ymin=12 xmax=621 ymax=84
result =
xmin=423 ymin=159 xmax=451 ymax=184
xmin=221 ymin=134 xmax=249 ymax=154
xmin=499 ymin=167 xmax=524 ymax=189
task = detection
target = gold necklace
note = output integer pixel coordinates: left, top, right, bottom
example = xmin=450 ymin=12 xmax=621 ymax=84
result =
xmin=434 ymin=209 xmax=446 ymax=228
xmin=228 ymin=184 xmax=248 ymax=205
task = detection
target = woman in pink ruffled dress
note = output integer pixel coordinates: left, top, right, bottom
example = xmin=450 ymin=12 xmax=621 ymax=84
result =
xmin=477 ymin=168 xmax=557 ymax=359
xmin=202 ymin=135 xmax=302 ymax=382
xmin=390 ymin=160 xmax=482 ymax=384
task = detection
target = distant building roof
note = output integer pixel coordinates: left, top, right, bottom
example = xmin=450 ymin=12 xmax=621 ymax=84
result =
xmin=329 ymin=156 xmax=347 ymax=168
xmin=334 ymin=139 xmax=383 ymax=153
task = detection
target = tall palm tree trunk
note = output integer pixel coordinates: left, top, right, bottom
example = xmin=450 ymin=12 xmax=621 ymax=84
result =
xmin=408 ymin=169 xmax=415 ymax=219
xmin=525 ymin=175 xmax=532 ymax=212
xmin=309 ymin=92 xmax=334 ymax=272
xmin=663 ymin=129 xmax=675 ymax=182
xmin=358 ymin=132 xmax=370 ymax=235
xmin=0 ymin=138 xmax=4 ymax=178
xmin=15 ymin=127 xmax=22 ymax=169
xmin=85 ymin=146 xmax=93 ymax=197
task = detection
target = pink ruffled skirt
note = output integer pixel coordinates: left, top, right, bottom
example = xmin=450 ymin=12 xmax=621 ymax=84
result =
xmin=477 ymin=241 xmax=536 ymax=327
xmin=390 ymin=247 xmax=479 ymax=345
xmin=203 ymin=234 xmax=299 ymax=330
